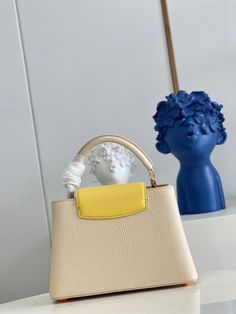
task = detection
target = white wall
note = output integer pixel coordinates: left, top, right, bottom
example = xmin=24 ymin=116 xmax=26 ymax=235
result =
xmin=0 ymin=0 xmax=235 ymax=304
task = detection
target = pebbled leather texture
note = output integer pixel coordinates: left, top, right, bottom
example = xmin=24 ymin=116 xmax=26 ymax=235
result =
xmin=50 ymin=185 xmax=197 ymax=300
xmin=76 ymin=182 xmax=146 ymax=219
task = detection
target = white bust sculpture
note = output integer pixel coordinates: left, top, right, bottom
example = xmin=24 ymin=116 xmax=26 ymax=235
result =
xmin=88 ymin=143 xmax=136 ymax=185
xmin=62 ymin=142 xmax=136 ymax=196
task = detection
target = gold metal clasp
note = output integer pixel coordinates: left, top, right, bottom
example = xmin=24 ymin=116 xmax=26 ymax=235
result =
xmin=148 ymin=169 xmax=157 ymax=187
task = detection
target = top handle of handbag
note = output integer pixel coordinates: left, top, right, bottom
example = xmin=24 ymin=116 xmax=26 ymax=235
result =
xmin=73 ymin=135 xmax=157 ymax=187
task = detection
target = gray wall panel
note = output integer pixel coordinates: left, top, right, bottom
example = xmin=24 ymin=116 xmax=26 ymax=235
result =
xmin=0 ymin=0 xmax=50 ymax=303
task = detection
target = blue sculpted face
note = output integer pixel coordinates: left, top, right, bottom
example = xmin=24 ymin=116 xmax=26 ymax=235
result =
xmin=165 ymin=123 xmax=218 ymax=160
xmin=153 ymin=91 xmax=227 ymax=160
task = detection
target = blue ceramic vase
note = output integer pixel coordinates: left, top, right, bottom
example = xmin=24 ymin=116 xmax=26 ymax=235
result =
xmin=153 ymin=91 xmax=227 ymax=215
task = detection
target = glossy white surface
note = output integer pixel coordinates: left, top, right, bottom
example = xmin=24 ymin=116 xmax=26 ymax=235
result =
xmin=182 ymin=198 xmax=236 ymax=270
xmin=0 ymin=270 xmax=236 ymax=313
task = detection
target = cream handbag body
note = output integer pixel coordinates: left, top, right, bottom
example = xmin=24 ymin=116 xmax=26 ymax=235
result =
xmin=50 ymin=135 xmax=197 ymax=300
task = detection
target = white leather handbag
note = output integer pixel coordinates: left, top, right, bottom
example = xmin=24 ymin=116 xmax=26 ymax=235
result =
xmin=50 ymin=135 xmax=197 ymax=300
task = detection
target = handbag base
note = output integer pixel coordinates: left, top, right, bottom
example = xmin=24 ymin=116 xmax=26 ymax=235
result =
xmin=51 ymin=279 xmax=197 ymax=301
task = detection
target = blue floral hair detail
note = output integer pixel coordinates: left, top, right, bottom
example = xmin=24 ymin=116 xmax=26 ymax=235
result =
xmin=153 ymin=90 xmax=226 ymax=148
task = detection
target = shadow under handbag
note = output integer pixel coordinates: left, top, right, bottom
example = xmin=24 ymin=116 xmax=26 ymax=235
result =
xmin=50 ymin=135 xmax=197 ymax=300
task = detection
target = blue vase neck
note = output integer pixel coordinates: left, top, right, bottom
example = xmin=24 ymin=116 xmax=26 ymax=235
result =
xmin=178 ymin=156 xmax=213 ymax=169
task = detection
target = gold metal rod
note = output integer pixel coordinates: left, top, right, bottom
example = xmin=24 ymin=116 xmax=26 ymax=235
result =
xmin=161 ymin=0 xmax=179 ymax=93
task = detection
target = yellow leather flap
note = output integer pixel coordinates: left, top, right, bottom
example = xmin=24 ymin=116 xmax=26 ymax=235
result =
xmin=75 ymin=182 xmax=147 ymax=219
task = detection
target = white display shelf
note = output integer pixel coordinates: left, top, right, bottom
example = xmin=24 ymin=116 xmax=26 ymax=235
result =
xmin=182 ymin=198 xmax=236 ymax=270
xmin=0 ymin=269 xmax=236 ymax=314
